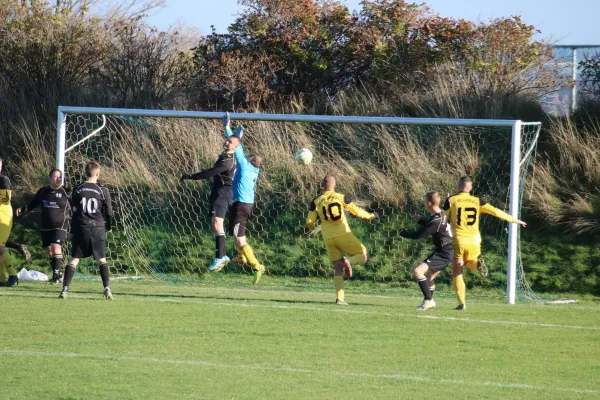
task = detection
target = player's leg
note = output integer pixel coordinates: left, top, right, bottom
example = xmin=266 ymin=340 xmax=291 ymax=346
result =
xmin=5 ymin=239 xmax=32 ymax=263
xmin=324 ymin=238 xmax=346 ymax=305
xmin=90 ymin=226 xmax=112 ymax=299
xmin=229 ymin=202 xmax=247 ymax=264
xmin=45 ymin=230 xmax=66 ymax=284
xmin=0 ymin=246 xmax=18 ymax=286
xmin=427 ymin=269 xmax=441 ymax=299
xmin=413 ymin=262 xmax=433 ymax=305
xmin=60 ymin=226 xmax=88 ymax=298
xmin=463 ymin=246 xmax=487 ymax=277
xmin=208 ymin=194 xmax=230 ymax=271
xmin=338 ymin=233 xmax=368 ymax=278
xmin=230 ymin=203 xmax=263 ymax=283
xmin=60 ymin=257 xmax=79 ymax=298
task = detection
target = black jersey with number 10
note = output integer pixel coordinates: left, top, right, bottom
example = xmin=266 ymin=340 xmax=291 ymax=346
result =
xmin=71 ymin=182 xmax=113 ymax=230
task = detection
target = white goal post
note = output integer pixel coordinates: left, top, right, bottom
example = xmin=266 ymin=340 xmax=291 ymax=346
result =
xmin=56 ymin=106 xmax=541 ymax=304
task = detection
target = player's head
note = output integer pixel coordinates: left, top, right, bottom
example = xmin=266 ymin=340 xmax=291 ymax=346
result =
xmin=223 ymin=135 xmax=241 ymax=152
xmin=248 ymin=153 xmax=262 ymax=168
xmin=321 ymin=174 xmax=336 ymax=191
xmin=424 ymin=191 xmax=441 ymax=210
xmin=458 ymin=176 xmax=473 ymax=192
xmin=85 ymin=161 xmax=101 ymax=180
xmin=48 ymin=168 xmax=63 ymax=188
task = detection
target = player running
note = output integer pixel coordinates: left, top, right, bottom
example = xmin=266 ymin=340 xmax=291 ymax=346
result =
xmin=180 ymin=130 xmax=241 ymax=272
xmin=221 ymin=113 xmax=265 ymax=283
xmin=444 ymin=176 xmax=527 ymax=310
xmin=16 ymin=168 xmax=71 ymax=284
xmin=59 ymin=161 xmax=114 ymax=299
xmin=306 ymin=175 xmax=378 ymax=305
xmin=399 ymin=191 xmax=453 ymax=310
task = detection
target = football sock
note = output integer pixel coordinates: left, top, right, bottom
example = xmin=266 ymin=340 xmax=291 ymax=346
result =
xmin=429 ymin=285 xmax=435 ymax=298
xmin=1 ymin=252 xmax=16 ymax=276
xmin=236 ymin=249 xmax=248 ymax=263
xmin=334 ymin=276 xmax=344 ymax=301
xmin=239 ymin=244 xmax=260 ymax=270
xmin=465 ymin=260 xmax=478 ymax=272
xmin=99 ymin=262 xmax=110 ymax=289
xmin=51 ymin=255 xmax=63 ymax=278
xmin=215 ymin=234 xmax=226 ymax=259
xmin=417 ymin=278 xmax=432 ymax=301
xmin=455 ymin=275 xmax=466 ymax=305
xmin=348 ymin=253 xmax=367 ymax=265
xmin=62 ymin=264 xmax=76 ymax=290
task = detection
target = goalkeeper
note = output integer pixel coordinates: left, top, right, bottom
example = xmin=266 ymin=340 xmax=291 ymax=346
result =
xmin=222 ymin=113 xmax=265 ymax=284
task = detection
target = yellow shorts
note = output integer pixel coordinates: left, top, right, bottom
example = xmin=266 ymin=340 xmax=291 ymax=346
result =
xmin=324 ymin=233 xmax=366 ymax=261
xmin=453 ymin=243 xmax=480 ymax=263
xmin=0 ymin=209 xmax=13 ymax=247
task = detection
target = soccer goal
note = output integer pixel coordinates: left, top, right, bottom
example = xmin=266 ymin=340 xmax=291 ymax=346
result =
xmin=56 ymin=106 xmax=541 ymax=304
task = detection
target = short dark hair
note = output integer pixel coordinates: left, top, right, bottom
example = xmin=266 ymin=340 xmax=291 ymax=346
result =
xmin=425 ymin=191 xmax=441 ymax=206
xmin=49 ymin=168 xmax=62 ymax=178
xmin=85 ymin=161 xmax=101 ymax=178
xmin=458 ymin=176 xmax=472 ymax=190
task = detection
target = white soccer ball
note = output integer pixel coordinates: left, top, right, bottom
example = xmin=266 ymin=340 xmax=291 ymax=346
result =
xmin=295 ymin=148 xmax=313 ymax=165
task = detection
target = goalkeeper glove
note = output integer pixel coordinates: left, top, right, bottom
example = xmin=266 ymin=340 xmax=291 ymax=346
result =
xmin=235 ymin=125 xmax=244 ymax=139
xmin=222 ymin=112 xmax=230 ymax=128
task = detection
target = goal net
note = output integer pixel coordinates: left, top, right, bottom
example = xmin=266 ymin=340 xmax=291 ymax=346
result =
xmin=57 ymin=108 xmax=541 ymax=303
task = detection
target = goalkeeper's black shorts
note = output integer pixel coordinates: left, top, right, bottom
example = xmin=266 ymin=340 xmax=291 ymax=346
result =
xmin=228 ymin=202 xmax=253 ymax=237
xmin=208 ymin=188 xmax=232 ymax=219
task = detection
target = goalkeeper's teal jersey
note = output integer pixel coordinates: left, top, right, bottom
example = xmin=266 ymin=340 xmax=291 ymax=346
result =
xmin=225 ymin=126 xmax=259 ymax=204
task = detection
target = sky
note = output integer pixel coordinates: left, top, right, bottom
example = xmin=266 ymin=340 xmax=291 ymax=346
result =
xmin=145 ymin=0 xmax=600 ymax=45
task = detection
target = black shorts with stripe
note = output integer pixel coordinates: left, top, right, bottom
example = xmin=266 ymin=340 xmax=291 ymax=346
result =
xmin=228 ymin=202 xmax=253 ymax=237
xmin=41 ymin=229 xmax=68 ymax=247
xmin=423 ymin=245 xmax=453 ymax=272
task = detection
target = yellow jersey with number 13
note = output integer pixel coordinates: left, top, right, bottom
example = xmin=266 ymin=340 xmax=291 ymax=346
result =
xmin=443 ymin=191 xmax=516 ymax=246
xmin=306 ymin=191 xmax=375 ymax=240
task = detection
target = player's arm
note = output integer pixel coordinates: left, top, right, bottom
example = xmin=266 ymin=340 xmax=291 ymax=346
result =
xmin=101 ymin=187 xmax=114 ymax=232
xmin=400 ymin=217 xmax=441 ymax=240
xmin=223 ymin=112 xmax=244 ymax=140
xmin=181 ymin=158 xmax=233 ymax=181
xmin=232 ymin=126 xmax=250 ymax=169
xmin=343 ymin=195 xmax=378 ymax=221
xmin=306 ymin=200 xmax=318 ymax=230
xmin=480 ymin=201 xmax=527 ymax=226
xmin=442 ymin=196 xmax=451 ymax=218
xmin=16 ymin=187 xmax=43 ymax=216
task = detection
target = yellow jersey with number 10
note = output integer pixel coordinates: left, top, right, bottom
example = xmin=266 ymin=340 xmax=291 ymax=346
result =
xmin=306 ymin=191 xmax=375 ymax=240
xmin=443 ymin=191 xmax=516 ymax=246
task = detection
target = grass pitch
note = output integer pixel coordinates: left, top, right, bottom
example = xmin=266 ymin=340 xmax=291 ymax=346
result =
xmin=1 ymin=278 xmax=599 ymax=400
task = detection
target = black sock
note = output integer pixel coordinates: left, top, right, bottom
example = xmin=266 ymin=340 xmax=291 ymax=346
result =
xmin=430 ymin=285 xmax=435 ymax=299
xmin=99 ymin=262 xmax=110 ymax=289
xmin=63 ymin=264 xmax=76 ymax=290
xmin=51 ymin=255 xmax=63 ymax=278
xmin=417 ymin=278 xmax=432 ymax=301
xmin=215 ymin=234 xmax=226 ymax=259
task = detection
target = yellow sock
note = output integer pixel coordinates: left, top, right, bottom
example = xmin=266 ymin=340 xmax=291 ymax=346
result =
xmin=0 ymin=252 xmax=15 ymax=276
xmin=334 ymin=276 xmax=344 ymax=301
xmin=240 ymin=244 xmax=260 ymax=270
xmin=465 ymin=260 xmax=478 ymax=272
xmin=454 ymin=275 xmax=466 ymax=305
xmin=236 ymin=249 xmax=247 ymax=264
xmin=348 ymin=254 xmax=367 ymax=265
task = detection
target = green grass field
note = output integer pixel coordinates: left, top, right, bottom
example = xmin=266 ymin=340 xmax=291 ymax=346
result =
xmin=1 ymin=278 xmax=599 ymax=400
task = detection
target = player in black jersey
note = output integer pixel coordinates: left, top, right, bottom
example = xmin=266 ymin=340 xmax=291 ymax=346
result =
xmin=181 ymin=134 xmax=241 ymax=272
xmin=16 ymin=168 xmax=71 ymax=284
xmin=400 ymin=191 xmax=453 ymax=310
xmin=59 ymin=161 xmax=114 ymax=299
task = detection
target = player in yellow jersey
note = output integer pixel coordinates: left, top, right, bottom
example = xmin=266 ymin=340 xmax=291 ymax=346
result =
xmin=443 ymin=176 xmax=527 ymax=310
xmin=0 ymin=158 xmax=19 ymax=286
xmin=306 ymin=175 xmax=378 ymax=305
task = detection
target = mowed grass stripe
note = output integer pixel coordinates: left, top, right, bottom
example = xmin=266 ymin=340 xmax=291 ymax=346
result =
xmin=1 ymin=349 xmax=598 ymax=395
xmin=2 ymin=289 xmax=599 ymax=331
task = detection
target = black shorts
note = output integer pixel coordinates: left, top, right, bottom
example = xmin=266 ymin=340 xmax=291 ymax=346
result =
xmin=423 ymin=246 xmax=453 ymax=272
xmin=41 ymin=229 xmax=68 ymax=247
xmin=71 ymin=226 xmax=107 ymax=259
xmin=228 ymin=202 xmax=253 ymax=237
xmin=208 ymin=189 xmax=232 ymax=219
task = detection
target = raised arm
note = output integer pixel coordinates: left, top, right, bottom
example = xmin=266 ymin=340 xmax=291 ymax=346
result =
xmin=344 ymin=196 xmax=377 ymax=221
xmin=480 ymin=202 xmax=527 ymax=226
xmin=223 ymin=112 xmax=249 ymax=169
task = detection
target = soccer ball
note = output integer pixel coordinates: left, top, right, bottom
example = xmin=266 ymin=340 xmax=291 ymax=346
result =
xmin=295 ymin=148 xmax=313 ymax=165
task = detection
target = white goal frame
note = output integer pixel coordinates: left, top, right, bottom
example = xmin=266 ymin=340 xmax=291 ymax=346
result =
xmin=56 ymin=106 xmax=541 ymax=304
